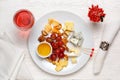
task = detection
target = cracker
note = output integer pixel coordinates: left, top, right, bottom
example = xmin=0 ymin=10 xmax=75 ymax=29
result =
xmin=44 ymin=24 xmax=52 ymax=33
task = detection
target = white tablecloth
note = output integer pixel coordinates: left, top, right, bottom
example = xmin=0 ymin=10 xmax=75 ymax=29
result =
xmin=0 ymin=0 xmax=120 ymax=80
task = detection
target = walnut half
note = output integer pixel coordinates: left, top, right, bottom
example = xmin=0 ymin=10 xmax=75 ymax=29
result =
xmin=38 ymin=35 xmax=46 ymax=42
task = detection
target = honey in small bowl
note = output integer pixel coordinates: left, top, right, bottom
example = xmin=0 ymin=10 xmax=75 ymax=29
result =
xmin=36 ymin=42 xmax=52 ymax=58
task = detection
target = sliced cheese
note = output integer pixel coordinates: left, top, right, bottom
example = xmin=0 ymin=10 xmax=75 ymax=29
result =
xmin=62 ymin=26 xmax=66 ymax=31
xmin=55 ymin=59 xmax=68 ymax=72
xmin=71 ymin=57 xmax=77 ymax=64
xmin=64 ymin=21 xmax=74 ymax=31
xmin=59 ymin=60 xmax=68 ymax=67
xmin=65 ymin=21 xmax=74 ymax=27
xmin=55 ymin=66 xmax=63 ymax=72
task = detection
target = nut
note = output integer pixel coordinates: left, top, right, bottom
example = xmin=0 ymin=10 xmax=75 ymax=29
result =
xmin=38 ymin=35 xmax=46 ymax=42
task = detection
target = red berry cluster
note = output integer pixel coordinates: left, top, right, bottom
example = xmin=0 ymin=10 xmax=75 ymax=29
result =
xmin=88 ymin=5 xmax=106 ymax=22
xmin=46 ymin=33 xmax=66 ymax=61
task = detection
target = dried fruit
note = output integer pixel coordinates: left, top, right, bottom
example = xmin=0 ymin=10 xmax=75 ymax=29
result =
xmin=54 ymin=24 xmax=62 ymax=30
xmin=48 ymin=18 xmax=60 ymax=26
xmin=62 ymin=38 xmax=68 ymax=44
xmin=52 ymin=27 xmax=60 ymax=33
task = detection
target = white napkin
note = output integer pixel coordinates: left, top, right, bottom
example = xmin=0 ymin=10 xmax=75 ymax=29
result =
xmin=0 ymin=32 xmax=24 ymax=80
xmin=94 ymin=20 xmax=120 ymax=74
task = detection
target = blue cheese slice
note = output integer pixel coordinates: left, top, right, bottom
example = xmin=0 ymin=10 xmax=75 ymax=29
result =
xmin=70 ymin=38 xmax=79 ymax=46
xmin=69 ymin=32 xmax=84 ymax=47
xmin=77 ymin=38 xmax=84 ymax=47
xmin=73 ymin=32 xmax=82 ymax=39
xmin=59 ymin=60 xmax=68 ymax=67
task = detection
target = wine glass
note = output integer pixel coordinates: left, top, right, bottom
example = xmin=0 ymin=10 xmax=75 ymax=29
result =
xmin=13 ymin=9 xmax=35 ymax=31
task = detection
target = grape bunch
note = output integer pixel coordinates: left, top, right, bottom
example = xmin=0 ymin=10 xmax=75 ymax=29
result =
xmin=46 ymin=33 xmax=67 ymax=61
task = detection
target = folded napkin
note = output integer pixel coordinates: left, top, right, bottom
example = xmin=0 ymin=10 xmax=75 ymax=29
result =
xmin=0 ymin=32 xmax=24 ymax=80
xmin=94 ymin=19 xmax=120 ymax=74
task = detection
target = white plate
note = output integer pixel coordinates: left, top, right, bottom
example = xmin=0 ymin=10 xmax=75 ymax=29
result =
xmin=28 ymin=11 xmax=94 ymax=75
